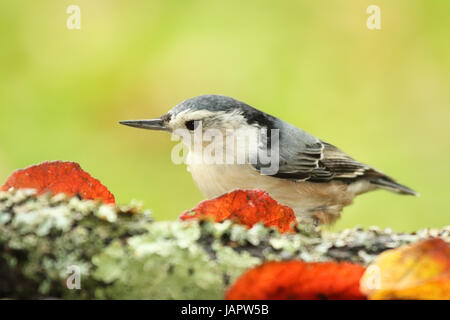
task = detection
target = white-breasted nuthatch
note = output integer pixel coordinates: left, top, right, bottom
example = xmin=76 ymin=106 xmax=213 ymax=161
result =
xmin=120 ymin=94 xmax=417 ymax=224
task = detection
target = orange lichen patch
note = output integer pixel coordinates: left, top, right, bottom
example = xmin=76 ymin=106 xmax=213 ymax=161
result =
xmin=360 ymin=238 xmax=450 ymax=300
xmin=226 ymin=260 xmax=367 ymax=300
xmin=179 ymin=189 xmax=297 ymax=233
xmin=1 ymin=161 xmax=115 ymax=204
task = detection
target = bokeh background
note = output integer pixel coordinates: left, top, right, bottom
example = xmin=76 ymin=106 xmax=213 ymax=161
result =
xmin=1 ymin=1 xmax=449 ymax=231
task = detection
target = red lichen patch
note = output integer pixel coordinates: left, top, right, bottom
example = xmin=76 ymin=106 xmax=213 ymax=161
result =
xmin=180 ymin=189 xmax=297 ymax=233
xmin=360 ymin=238 xmax=450 ymax=300
xmin=226 ymin=260 xmax=367 ymax=300
xmin=1 ymin=161 xmax=115 ymax=204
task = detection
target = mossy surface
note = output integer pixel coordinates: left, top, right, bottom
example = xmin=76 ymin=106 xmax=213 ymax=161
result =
xmin=1 ymin=190 xmax=448 ymax=299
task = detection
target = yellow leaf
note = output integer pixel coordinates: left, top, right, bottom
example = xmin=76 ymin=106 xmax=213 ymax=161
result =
xmin=360 ymin=238 xmax=450 ymax=300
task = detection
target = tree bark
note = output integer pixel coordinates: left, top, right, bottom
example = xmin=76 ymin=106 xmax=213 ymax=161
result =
xmin=1 ymin=190 xmax=448 ymax=299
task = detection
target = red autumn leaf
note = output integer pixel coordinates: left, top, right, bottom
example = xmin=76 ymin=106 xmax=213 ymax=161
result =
xmin=226 ymin=260 xmax=367 ymax=300
xmin=180 ymin=189 xmax=297 ymax=233
xmin=1 ymin=161 xmax=115 ymax=204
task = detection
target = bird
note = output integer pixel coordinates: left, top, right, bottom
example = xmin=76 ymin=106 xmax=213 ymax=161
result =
xmin=120 ymin=94 xmax=417 ymax=225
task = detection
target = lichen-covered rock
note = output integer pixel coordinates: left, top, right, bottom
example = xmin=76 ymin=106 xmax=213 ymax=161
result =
xmin=0 ymin=190 xmax=448 ymax=299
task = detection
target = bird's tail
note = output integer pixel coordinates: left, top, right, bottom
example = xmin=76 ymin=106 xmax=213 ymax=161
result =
xmin=369 ymin=175 xmax=419 ymax=196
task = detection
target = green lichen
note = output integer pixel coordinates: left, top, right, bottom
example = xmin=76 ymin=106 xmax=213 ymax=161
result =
xmin=0 ymin=189 xmax=448 ymax=299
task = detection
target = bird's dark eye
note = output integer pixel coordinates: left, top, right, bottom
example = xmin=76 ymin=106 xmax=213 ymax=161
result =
xmin=185 ymin=120 xmax=198 ymax=131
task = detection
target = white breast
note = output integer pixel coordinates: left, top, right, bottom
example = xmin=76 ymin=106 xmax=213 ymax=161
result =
xmin=187 ymin=149 xmax=355 ymax=223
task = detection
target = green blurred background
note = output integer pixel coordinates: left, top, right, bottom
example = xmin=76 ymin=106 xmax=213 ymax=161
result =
xmin=0 ymin=1 xmax=449 ymax=231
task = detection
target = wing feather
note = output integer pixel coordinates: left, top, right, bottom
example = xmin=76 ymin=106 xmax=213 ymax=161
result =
xmin=267 ymin=141 xmax=371 ymax=182
xmin=250 ymin=123 xmax=417 ymax=195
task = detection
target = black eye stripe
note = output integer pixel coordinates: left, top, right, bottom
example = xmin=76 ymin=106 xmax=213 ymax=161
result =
xmin=185 ymin=120 xmax=197 ymax=130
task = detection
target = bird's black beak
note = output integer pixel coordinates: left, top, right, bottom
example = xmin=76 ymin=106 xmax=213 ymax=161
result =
xmin=119 ymin=119 xmax=170 ymax=132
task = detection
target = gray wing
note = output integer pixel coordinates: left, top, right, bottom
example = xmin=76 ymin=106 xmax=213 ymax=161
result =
xmin=271 ymin=141 xmax=370 ymax=182
xmin=252 ymin=121 xmax=370 ymax=182
xmin=311 ymin=142 xmax=370 ymax=181
xmin=251 ymin=123 xmax=417 ymax=195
